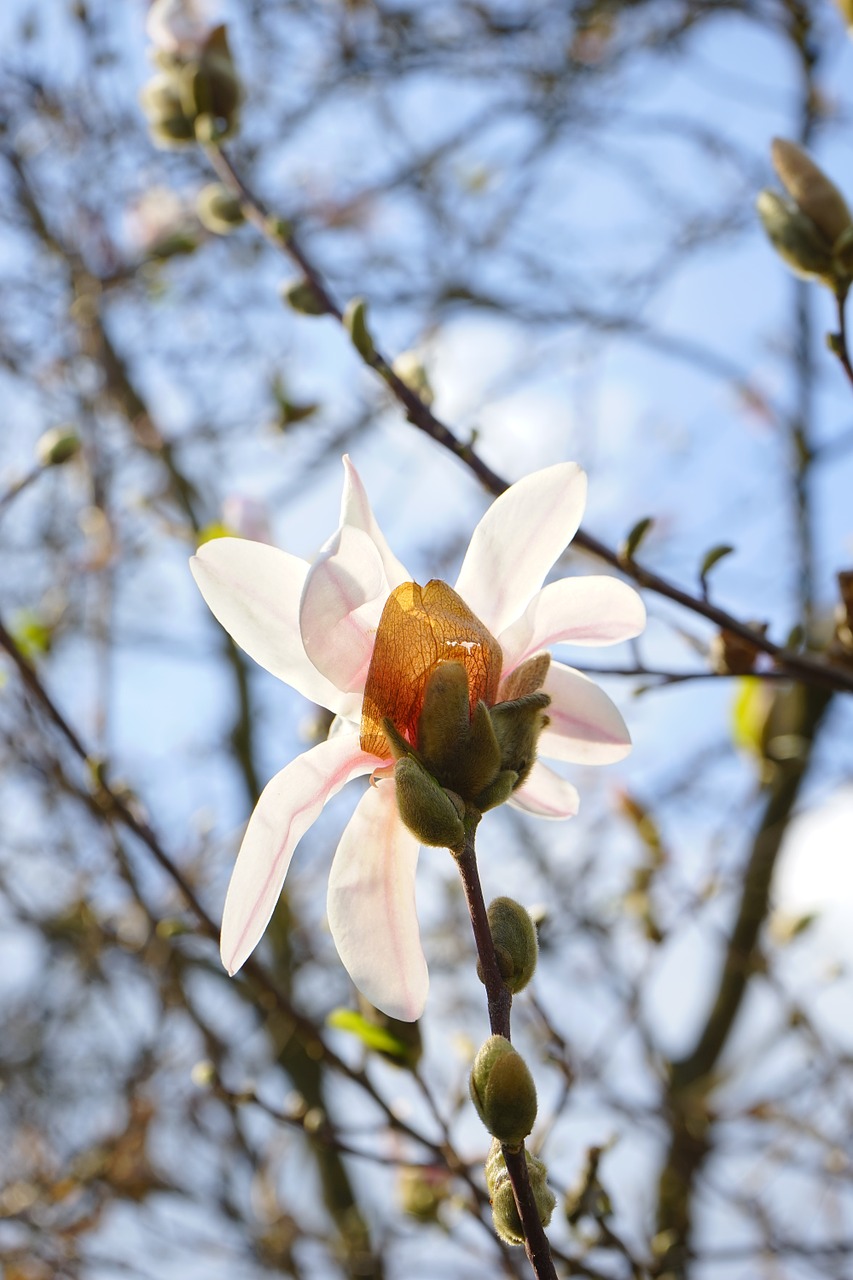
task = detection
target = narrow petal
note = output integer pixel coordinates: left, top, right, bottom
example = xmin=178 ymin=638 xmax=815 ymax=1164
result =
xmin=327 ymin=782 xmax=428 ymax=1021
xmin=300 ymin=525 xmax=388 ymax=694
xmin=499 ymin=577 xmax=646 ymax=671
xmin=538 ymin=661 xmax=632 ymax=764
xmin=454 ymin=463 xmax=587 ymax=636
xmin=221 ymin=735 xmax=375 ymax=976
xmin=510 ymin=761 xmax=580 ymax=819
xmin=340 ymin=455 xmax=410 ymax=588
xmin=191 ymin=538 xmax=353 ymax=714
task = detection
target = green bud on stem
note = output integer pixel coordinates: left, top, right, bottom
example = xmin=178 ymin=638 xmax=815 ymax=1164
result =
xmin=394 ymin=756 xmax=465 ymax=848
xmin=470 ymin=1035 xmax=537 ymax=1148
xmin=485 ymin=1139 xmax=556 ymax=1247
xmin=476 ymin=897 xmax=539 ymax=994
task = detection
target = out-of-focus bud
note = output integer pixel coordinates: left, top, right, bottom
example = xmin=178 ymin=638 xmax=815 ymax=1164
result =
xmin=485 ymin=1139 xmax=555 ymax=1247
xmin=477 ymin=897 xmax=539 ymax=994
xmin=399 ymin=1164 xmax=452 ymax=1223
xmin=393 ymin=756 xmax=466 ymax=848
xmin=343 ymin=296 xmax=375 ymax=361
xmin=140 ymin=75 xmax=195 ymax=147
xmin=196 ymin=182 xmax=245 ymax=234
xmin=391 ymin=350 xmax=434 ymax=405
xmin=470 ymin=1036 xmax=537 ymax=1148
xmin=142 ymin=13 xmax=241 ymax=148
xmin=756 ymin=189 xmax=835 ymax=281
xmin=771 ymin=139 xmax=852 ymax=247
xmin=281 ymin=278 xmax=326 ymax=316
xmin=709 ymin=623 xmax=768 ymax=676
xmin=36 ymin=426 xmax=81 ymax=467
xmin=834 ymin=0 xmax=853 ymax=31
xmin=146 ymin=0 xmax=216 ymax=55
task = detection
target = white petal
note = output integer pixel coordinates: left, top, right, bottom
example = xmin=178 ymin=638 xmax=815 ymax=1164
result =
xmin=510 ymin=761 xmax=580 ymax=819
xmin=300 ymin=526 xmax=387 ymax=694
xmin=538 ymin=661 xmax=632 ymax=765
xmin=340 ymin=456 xmax=410 ymax=588
xmin=191 ymin=538 xmax=354 ymax=714
xmin=221 ymin=734 xmax=374 ymax=976
xmin=455 ymin=463 xmax=587 ymax=636
xmin=499 ymin=577 xmax=646 ymax=671
xmin=327 ymin=782 xmax=428 ymax=1021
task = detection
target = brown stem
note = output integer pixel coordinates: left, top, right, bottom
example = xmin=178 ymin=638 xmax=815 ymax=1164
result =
xmin=202 ymin=143 xmax=853 ymax=699
xmin=454 ymin=820 xmax=558 ymax=1280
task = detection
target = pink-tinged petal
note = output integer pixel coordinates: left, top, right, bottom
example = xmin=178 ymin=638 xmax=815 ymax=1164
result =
xmin=454 ymin=463 xmax=588 ymax=636
xmin=510 ymin=761 xmax=580 ymax=819
xmin=300 ymin=526 xmax=388 ymax=694
xmin=191 ymin=538 xmax=354 ymax=714
xmin=499 ymin=577 xmax=646 ymax=671
xmin=221 ymin=734 xmax=375 ymax=976
xmin=327 ymin=782 xmax=428 ymax=1021
xmin=340 ymin=456 xmax=410 ymax=589
xmin=538 ymin=661 xmax=632 ymax=765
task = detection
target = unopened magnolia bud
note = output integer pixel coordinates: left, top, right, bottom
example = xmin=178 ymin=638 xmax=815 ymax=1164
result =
xmin=479 ymin=897 xmax=539 ymax=994
xmin=343 ymin=297 xmax=375 ymax=360
xmin=416 ymin=661 xmax=469 ymax=772
xmin=485 ymin=1140 xmax=555 ymax=1247
xmin=470 ymin=1036 xmax=537 ymax=1147
xmin=36 ymin=426 xmax=80 ymax=467
xmin=771 ymin=139 xmax=852 ymax=246
xmin=756 ymin=190 xmax=834 ymax=280
xmin=394 ymin=756 xmax=465 ymax=848
xmin=474 ymin=769 xmax=518 ymax=813
xmin=140 ymin=75 xmax=195 ymax=147
xmin=489 ymin=693 xmax=550 ymax=788
xmin=399 ymin=1165 xmax=451 ymax=1223
xmin=281 ymin=278 xmax=326 ymax=316
xmin=196 ymin=183 xmax=244 ymax=234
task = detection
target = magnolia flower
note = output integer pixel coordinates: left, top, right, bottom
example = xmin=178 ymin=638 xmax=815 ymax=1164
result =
xmin=146 ymin=0 xmax=217 ymax=54
xmin=191 ymin=457 xmax=645 ymax=1019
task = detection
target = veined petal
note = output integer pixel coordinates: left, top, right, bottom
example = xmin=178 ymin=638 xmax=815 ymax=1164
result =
xmin=327 ymin=782 xmax=428 ymax=1021
xmin=454 ymin=463 xmax=587 ymax=636
xmin=538 ymin=661 xmax=632 ymax=764
xmin=300 ymin=525 xmax=388 ymax=694
xmin=510 ymin=761 xmax=580 ymax=819
xmin=221 ymin=734 xmax=375 ymax=976
xmin=499 ymin=577 xmax=646 ymax=671
xmin=191 ymin=538 xmax=353 ymax=714
xmin=341 ymin=455 xmax=409 ymax=588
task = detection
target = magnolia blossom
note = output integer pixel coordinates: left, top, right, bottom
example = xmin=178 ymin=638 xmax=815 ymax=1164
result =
xmin=191 ymin=457 xmax=645 ymax=1020
xmin=146 ymin=0 xmax=217 ymax=53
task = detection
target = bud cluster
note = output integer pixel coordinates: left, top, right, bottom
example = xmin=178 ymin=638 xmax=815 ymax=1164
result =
xmin=485 ymin=1139 xmax=556 ymax=1247
xmin=384 ymin=654 xmax=551 ymax=849
xmin=757 ymin=139 xmax=853 ymax=289
xmin=141 ymin=23 xmax=241 ymax=148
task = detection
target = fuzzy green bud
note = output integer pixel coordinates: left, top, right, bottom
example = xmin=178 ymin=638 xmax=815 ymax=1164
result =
xmin=470 ymin=1036 xmax=537 ymax=1148
xmin=196 ymin=183 xmax=245 ymax=234
xmin=489 ymin=693 xmax=550 ymax=788
xmin=477 ymin=897 xmax=539 ymax=994
xmin=36 ymin=426 xmax=80 ymax=467
xmin=485 ymin=1140 xmax=555 ymax=1247
xmin=756 ymin=190 xmax=835 ymax=281
xmin=281 ymin=278 xmax=326 ymax=316
xmin=394 ymin=756 xmax=465 ymax=848
xmin=344 ymin=296 xmax=375 ymax=361
xmin=140 ymin=75 xmax=195 ymax=147
xmin=771 ymin=138 xmax=852 ymax=247
xmin=416 ymin=661 xmax=470 ymax=772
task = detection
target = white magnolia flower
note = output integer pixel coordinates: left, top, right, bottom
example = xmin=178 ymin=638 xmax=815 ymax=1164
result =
xmin=191 ymin=457 xmax=645 ymax=1020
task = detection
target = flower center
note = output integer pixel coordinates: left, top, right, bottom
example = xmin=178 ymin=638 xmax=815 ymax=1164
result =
xmin=360 ymin=580 xmax=503 ymax=758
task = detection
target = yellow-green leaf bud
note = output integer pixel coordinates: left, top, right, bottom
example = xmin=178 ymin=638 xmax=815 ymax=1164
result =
xmin=196 ymin=183 xmax=245 ymax=234
xmin=343 ymin=296 xmax=375 ymax=361
xmin=469 ymin=1035 xmax=537 ymax=1148
xmin=394 ymin=756 xmax=465 ymax=848
xmin=36 ymin=426 xmax=80 ymax=467
xmin=756 ymin=189 xmax=835 ymax=281
xmin=480 ymin=897 xmax=539 ymax=994
xmin=485 ymin=1140 xmax=555 ymax=1246
xmin=489 ymin=693 xmax=550 ymax=788
xmin=771 ymin=138 xmax=852 ymax=247
xmin=281 ymin=278 xmax=327 ymax=316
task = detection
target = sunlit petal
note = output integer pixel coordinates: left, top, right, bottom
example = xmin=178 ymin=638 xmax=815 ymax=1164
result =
xmin=510 ymin=761 xmax=580 ymax=819
xmin=300 ymin=525 xmax=388 ymax=694
xmin=221 ymin=735 xmax=374 ymax=976
xmin=455 ymin=463 xmax=587 ymax=636
xmin=538 ymin=661 xmax=632 ymax=764
xmin=191 ymin=538 xmax=354 ymax=714
xmin=499 ymin=576 xmax=646 ymax=671
xmin=341 ymin=455 xmax=410 ymax=588
xmin=327 ymin=782 xmax=428 ymax=1021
